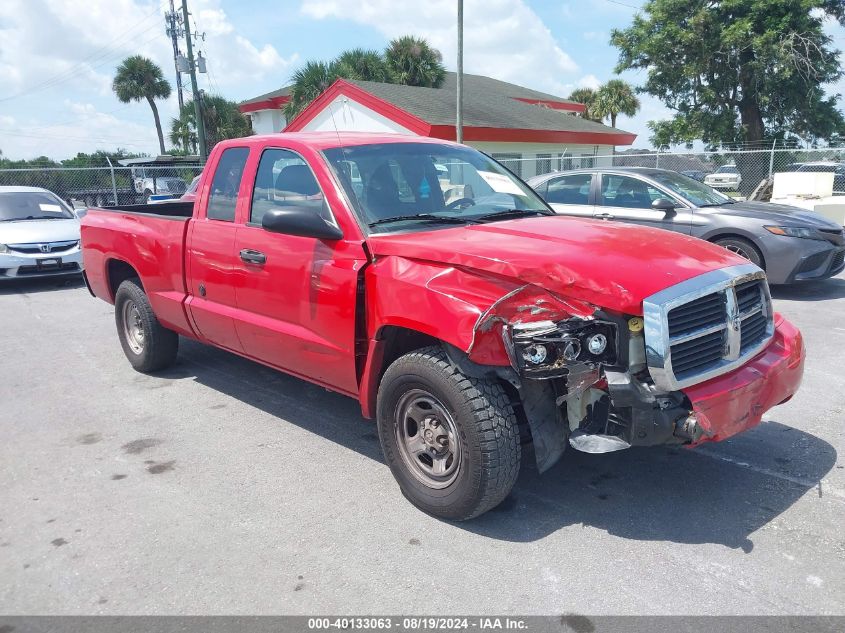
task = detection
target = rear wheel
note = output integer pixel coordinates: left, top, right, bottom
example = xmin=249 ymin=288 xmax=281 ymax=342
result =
xmin=114 ymin=279 xmax=178 ymax=372
xmin=713 ymin=236 xmax=764 ymax=269
xmin=376 ymin=347 xmax=521 ymax=520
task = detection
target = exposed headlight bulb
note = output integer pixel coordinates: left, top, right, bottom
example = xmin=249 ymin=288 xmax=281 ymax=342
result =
xmin=523 ymin=344 xmax=548 ymax=365
xmin=587 ymin=333 xmax=608 ymax=355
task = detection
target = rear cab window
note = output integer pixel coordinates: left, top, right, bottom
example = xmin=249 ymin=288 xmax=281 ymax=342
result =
xmin=207 ymin=147 xmax=249 ymax=221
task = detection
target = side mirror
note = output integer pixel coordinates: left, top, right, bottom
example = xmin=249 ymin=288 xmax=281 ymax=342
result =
xmin=652 ymin=198 xmax=677 ymax=213
xmin=261 ymin=205 xmax=343 ymax=240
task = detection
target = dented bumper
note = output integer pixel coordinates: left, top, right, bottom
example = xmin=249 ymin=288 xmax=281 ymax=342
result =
xmin=682 ymin=314 xmax=804 ymax=445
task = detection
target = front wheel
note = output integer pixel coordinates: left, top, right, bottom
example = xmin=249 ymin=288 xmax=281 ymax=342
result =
xmin=376 ymin=347 xmax=521 ymax=520
xmin=713 ymin=236 xmax=765 ymax=270
xmin=114 ymin=279 xmax=179 ymax=372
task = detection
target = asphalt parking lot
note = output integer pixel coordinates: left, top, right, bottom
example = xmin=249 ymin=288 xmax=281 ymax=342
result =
xmin=0 ymin=272 xmax=843 ymax=615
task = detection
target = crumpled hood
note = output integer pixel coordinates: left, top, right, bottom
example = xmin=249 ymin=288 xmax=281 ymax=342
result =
xmin=709 ymin=200 xmax=843 ymax=229
xmin=0 ymin=218 xmax=80 ymax=244
xmin=367 ymin=215 xmax=746 ymax=315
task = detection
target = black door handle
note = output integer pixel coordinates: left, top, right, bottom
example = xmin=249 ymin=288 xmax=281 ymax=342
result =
xmin=240 ymin=249 xmax=266 ymax=265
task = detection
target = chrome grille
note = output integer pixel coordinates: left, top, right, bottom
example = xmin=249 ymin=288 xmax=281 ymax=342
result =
xmin=643 ymin=264 xmax=775 ymax=391
xmin=8 ymin=240 xmax=79 ymax=254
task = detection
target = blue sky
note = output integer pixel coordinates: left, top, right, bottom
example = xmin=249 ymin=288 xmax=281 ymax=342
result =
xmin=1 ymin=0 xmax=843 ymax=159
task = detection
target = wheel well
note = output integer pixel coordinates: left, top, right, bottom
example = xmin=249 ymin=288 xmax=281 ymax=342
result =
xmin=377 ymin=326 xmax=441 ymax=379
xmin=107 ymin=259 xmax=141 ymax=300
xmin=707 ymin=232 xmax=766 ymax=270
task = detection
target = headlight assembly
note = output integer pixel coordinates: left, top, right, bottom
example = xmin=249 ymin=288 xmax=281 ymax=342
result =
xmin=510 ymin=319 xmax=618 ymax=378
xmin=764 ymin=225 xmax=817 ymax=239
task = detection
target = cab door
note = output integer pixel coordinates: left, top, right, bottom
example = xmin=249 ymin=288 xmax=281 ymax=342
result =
xmin=595 ymin=173 xmax=692 ymax=234
xmin=185 ymin=146 xmax=250 ymax=352
xmin=537 ymin=172 xmax=596 ymax=218
xmin=231 ymin=147 xmax=366 ymax=395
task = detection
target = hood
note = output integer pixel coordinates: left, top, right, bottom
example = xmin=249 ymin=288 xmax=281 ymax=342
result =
xmin=0 ymin=218 xmax=80 ymax=244
xmin=367 ymin=216 xmax=746 ymax=315
xmin=708 ymin=200 xmax=843 ymax=230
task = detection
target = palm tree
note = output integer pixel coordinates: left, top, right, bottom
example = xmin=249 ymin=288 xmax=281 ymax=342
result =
xmin=335 ymin=48 xmax=392 ymax=83
xmin=384 ymin=35 xmax=446 ymax=87
xmin=113 ymin=56 xmax=172 ymax=154
xmin=284 ymin=60 xmax=343 ymax=120
xmin=593 ymin=79 xmax=641 ymax=129
xmin=567 ymin=87 xmax=600 ymax=122
xmin=170 ymin=95 xmax=251 ymax=153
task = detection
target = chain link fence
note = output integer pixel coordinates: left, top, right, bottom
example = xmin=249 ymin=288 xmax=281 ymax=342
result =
xmin=0 ymin=164 xmax=205 ymax=207
xmin=494 ymin=147 xmax=845 ymax=197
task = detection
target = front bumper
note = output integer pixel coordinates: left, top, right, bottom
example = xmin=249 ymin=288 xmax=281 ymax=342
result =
xmin=762 ymin=234 xmax=845 ymax=284
xmin=681 ymin=314 xmax=804 ymax=444
xmin=0 ymin=248 xmax=83 ymax=280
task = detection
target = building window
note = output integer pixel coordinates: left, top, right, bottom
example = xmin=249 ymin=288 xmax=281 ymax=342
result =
xmin=492 ymin=153 xmax=522 ymax=178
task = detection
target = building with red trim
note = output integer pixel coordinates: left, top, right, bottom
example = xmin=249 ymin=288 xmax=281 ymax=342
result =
xmin=239 ymin=73 xmax=635 ymax=178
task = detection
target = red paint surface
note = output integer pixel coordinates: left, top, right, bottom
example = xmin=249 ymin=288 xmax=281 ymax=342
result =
xmin=82 ymin=132 xmax=802 ymax=440
xmin=684 ymin=314 xmax=805 ymax=443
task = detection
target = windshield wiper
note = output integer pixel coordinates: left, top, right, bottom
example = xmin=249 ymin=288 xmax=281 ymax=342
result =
xmin=472 ymin=209 xmax=552 ymax=222
xmin=368 ymin=214 xmax=474 ymax=228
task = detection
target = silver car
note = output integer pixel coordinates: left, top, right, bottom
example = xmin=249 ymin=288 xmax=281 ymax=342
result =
xmin=527 ymin=167 xmax=845 ymax=285
xmin=0 ymin=186 xmax=83 ymax=280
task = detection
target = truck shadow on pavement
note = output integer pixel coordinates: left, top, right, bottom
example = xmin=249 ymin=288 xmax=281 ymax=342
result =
xmin=162 ymin=339 xmax=836 ymax=550
xmin=770 ymin=277 xmax=845 ymax=301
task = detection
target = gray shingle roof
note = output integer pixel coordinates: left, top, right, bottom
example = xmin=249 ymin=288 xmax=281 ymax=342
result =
xmin=240 ymin=86 xmax=291 ymax=106
xmin=346 ymin=72 xmax=631 ymax=135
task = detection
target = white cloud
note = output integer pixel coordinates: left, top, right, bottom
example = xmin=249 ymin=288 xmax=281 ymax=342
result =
xmin=0 ymin=0 xmax=295 ymax=159
xmin=577 ymin=74 xmax=602 ymax=90
xmin=300 ymin=0 xmax=579 ymax=95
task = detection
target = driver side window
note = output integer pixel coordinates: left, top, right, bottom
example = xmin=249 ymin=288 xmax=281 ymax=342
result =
xmin=250 ymin=148 xmax=327 ymax=226
xmin=600 ymin=175 xmax=668 ymax=209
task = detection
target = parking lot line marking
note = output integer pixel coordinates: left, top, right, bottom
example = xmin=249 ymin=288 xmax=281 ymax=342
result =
xmin=695 ymin=448 xmax=845 ymax=501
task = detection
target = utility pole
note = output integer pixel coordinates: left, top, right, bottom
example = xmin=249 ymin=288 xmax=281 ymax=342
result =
xmin=456 ymin=0 xmax=464 ymax=144
xmin=181 ymin=0 xmax=206 ymax=161
xmin=165 ymin=0 xmax=184 ymax=111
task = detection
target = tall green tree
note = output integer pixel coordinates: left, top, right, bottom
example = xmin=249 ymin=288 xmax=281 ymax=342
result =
xmin=335 ymin=48 xmax=392 ymax=82
xmin=593 ymin=79 xmax=641 ymax=129
xmin=567 ymin=87 xmax=601 ymax=122
xmin=112 ymin=56 xmax=172 ymax=155
xmin=612 ymin=0 xmax=845 ymax=152
xmin=384 ymin=35 xmax=447 ymax=88
xmin=170 ymin=95 xmax=251 ymax=154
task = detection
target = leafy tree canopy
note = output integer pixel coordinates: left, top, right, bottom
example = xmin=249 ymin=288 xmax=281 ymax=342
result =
xmin=170 ymin=94 xmax=251 ymax=154
xmin=593 ymin=79 xmax=641 ymax=129
xmin=567 ymin=87 xmax=601 ymax=121
xmin=612 ymin=0 xmax=845 ymax=150
xmin=284 ymin=35 xmax=446 ymax=120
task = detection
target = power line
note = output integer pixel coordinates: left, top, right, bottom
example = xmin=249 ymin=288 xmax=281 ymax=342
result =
xmin=0 ymin=2 xmax=169 ymax=103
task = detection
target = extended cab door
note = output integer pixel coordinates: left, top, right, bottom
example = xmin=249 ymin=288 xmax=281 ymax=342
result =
xmin=231 ymin=147 xmax=367 ymax=395
xmin=595 ymin=173 xmax=692 ymax=234
xmin=185 ymin=146 xmax=250 ymax=352
xmin=538 ymin=172 xmax=595 ymax=217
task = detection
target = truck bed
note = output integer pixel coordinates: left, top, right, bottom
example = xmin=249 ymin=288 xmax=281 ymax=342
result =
xmin=101 ymin=201 xmax=195 ymax=218
xmin=81 ymin=205 xmax=195 ymax=337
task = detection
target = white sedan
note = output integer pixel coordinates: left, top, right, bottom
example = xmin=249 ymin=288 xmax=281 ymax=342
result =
xmin=0 ymin=186 xmax=83 ymax=280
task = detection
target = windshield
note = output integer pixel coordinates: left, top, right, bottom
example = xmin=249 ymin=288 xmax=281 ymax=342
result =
xmin=649 ymin=171 xmax=732 ymax=207
xmin=715 ymin=165 xmax=737 ymax=173
xmin=0 ymin=191 xmax=75 ymax=221
xmin=322 ymin=142 xmax=550 ymax=232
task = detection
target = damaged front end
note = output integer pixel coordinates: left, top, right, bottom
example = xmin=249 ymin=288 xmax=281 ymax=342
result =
xmin=465 ymin=284 xmax=697 ymax=473
xmin=463 ymin=268 xmax=797 ymax=474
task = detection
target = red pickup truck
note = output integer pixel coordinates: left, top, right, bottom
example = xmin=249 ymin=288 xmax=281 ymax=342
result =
xmin=81 ymin=133 xmax=805 ymax=520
